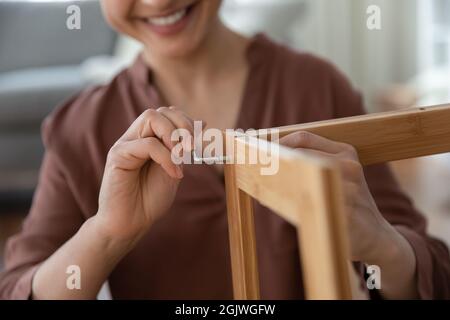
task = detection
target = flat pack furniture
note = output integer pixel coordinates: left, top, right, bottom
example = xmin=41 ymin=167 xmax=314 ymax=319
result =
xmin=224 ymin=104 xmax=450 ymax=300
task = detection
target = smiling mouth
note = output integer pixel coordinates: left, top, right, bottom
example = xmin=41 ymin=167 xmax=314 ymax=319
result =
xmin=145 ymin=2 xmax=196 ymax=27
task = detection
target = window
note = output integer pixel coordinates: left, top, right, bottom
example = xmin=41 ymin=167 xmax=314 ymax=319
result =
xmin=416 ymin=0 xmax=450 ymax=105
xmin=429 ymin=0 xmax=450 ymax=68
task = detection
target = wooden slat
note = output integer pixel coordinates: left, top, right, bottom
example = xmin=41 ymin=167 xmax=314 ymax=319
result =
xmin=296 ymin=166 xmax=352 ymax=299
xmin=226 ymin=134 xmax=353 ymax=299
xmin=253 ymin=104 xmax=450 ymax=165
xmin=224 ymin=162 xmax=260 ymax=300
xmin=231 ymin=134 xmax=333 ymax=226
xmin=223 ymin=103 xmax=450 ymax=300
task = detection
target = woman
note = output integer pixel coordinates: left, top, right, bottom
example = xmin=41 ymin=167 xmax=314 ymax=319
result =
xmin=1 ymin=0 xmax=449 ymax=299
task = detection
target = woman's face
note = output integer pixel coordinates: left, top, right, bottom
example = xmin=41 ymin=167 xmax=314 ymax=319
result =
xmin=101 ymin=0 xmax=223 ymax=58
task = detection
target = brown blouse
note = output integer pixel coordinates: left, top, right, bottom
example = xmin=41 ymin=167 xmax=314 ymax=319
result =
xmin=1 ymin=35 xmax=449 ymax=300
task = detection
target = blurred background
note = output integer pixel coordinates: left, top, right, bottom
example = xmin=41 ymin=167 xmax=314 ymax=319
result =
xmin=0 ymin=0 xmax=449 ymax=278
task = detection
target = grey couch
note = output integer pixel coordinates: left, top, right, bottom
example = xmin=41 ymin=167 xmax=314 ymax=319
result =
xmin=0 ymin=0 xmax=117 ymax=206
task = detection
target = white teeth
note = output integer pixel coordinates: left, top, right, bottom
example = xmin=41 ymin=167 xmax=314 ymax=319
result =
xmin=148 ymin=8 xmax=187 ymax=26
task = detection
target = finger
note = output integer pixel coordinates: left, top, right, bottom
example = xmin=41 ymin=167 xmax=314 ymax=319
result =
xmin=294 ymin=147 xmax=363 ymax=184
xmin=157 ymin=106 xmax=196 ymax=151
xmin=343 ymin=181 xmax=359 ymax=209
xmin=119 ymin=109 xmax=155 ymax=141
xmin=164 ymin=106 xmax=195 ymax=133
xmin=277 ymin=131 xmax=344 ymax=154
xmin=108 ymin=137 xmax=183 ymax=179
xmin=339 ymin=159 xmax=364 ymax=184
xmin=194 ymin=121 xmax=211 ymax=157
xmin=119 ymin=109 xmax=177 ymax=150
xmin=294 ymin=147 xmax=335 ymax=160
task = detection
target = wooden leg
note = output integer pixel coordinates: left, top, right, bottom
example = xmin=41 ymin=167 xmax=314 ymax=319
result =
xmin=224 ymin=164 xmax=260 ymax=300
xmin=297 ymin=168 xmax=353 ymax=300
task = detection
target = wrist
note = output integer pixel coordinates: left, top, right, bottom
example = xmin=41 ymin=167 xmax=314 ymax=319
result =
xmin=86 ymin=216 xmax=138 ymax=257
xmin=362 ymin=222 xmax=419 ymax=299
xmin=363 ymin=221 xmax=405 ymax=267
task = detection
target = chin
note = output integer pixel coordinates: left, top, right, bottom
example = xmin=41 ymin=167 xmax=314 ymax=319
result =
xmin=132 ymin=0 xmax=219 ymax=59
xmin=144 ymin=34 xmax=205 ymax=58
xmin=103 ymin=0 xmax=223 ymax=59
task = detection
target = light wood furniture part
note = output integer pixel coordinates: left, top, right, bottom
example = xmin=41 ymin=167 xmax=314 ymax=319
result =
xmin=224 ymin=104 xmax=450 ymax=300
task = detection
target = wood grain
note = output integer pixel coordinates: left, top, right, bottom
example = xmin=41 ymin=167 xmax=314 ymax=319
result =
xmin=295 ymin=165 xmax=352 ymax=299
xmin=231 ymin=135 xmax=332 ymax=226
xmin=224 ymin=155 xmax=260 ymax=300
xmin=253 ymin=104 xmax=450 ymax=165
xmin=223 ymin=104 xmax=450 ymax=300
xmin=226 ymin=134 xmax=353 ymax=299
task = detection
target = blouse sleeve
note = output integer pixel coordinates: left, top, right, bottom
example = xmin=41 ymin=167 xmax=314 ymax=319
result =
xmin=329 ymin=63 xmax=450 ymax=299
xmin=0 ymin=114 xmax=86 ymax=300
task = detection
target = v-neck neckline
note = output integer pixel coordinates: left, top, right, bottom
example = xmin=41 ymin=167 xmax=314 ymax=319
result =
xmin=132 ymin=34 xmax=274 ymax=183
xmin=233 ymin=34 xmax=273 ymax=131
xmin=211 ymin=35 xmax=271 ymax=179
xmin=203 ymin=34 xmax=273 ymax=181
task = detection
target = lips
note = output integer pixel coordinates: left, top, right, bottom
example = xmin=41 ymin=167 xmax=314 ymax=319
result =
xmin=147 ymin=8 xmax=188 ymax=27
xmin=141 ymin=2 xmax=197 ymax=36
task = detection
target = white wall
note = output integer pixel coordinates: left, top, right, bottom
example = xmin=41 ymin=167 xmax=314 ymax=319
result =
xmin=222 ymin=0 xmax=420 ymax=111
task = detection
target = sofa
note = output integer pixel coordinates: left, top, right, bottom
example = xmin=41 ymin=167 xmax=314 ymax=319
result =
xmin=0 ymin=0 xmax=118 ymax=208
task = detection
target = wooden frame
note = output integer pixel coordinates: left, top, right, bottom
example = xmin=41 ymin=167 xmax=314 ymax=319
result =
xmin=224 ymin=104 xmax=450 ymax=300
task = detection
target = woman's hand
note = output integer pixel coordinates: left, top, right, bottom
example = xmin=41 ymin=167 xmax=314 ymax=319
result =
xmin=32 ymin=107 xmax=199 ymax=299
xmin=278 ymin=131 xmax=419 ymax=299
xmin=278 ymin=131 xmax=402 ymax=262
xmin=95 ymin=106 xmax=196 ymax=245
